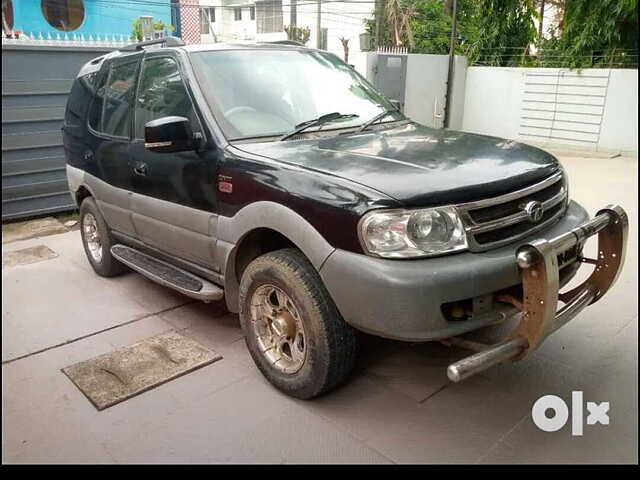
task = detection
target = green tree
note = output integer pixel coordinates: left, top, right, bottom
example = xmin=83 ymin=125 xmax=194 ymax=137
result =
xmin=131 ymin=18 xmax=174 ymax=42
xmin=539 ymin=0 xmax=638 ymax=68
xmin=465 ymin=0 xmax=538 ymax=66
xmin=131 ymin=18 xmax=143 ymax=41
xmin=384 ymin=0 xmax=416 ymax=48
xmin=365 ymin=0 xmax=480 ymax=54
xmin=411 ymin=0 xmax=480 ymax=54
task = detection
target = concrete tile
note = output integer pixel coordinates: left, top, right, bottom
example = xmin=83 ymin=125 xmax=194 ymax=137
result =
xmin=37 ymin=230 xmax=95 ymax=273
xmin=2 ymin=331 xmax=195 ymax=463
xmin=101 ymin=375 xmax=299 ymax=462
xmin=107 ymin=272 xmax=192 ymax=313
xmin=102 ymin=373 xmax=389 ymax=463
xmin=152 ymin=343 xmax=254 ymax=405
xmin=364 ymin=352 xmax=603 ymax=464
xmin=4 ymin=435 xmax=115 ymax=464
xmin=478 ymin=412 xmax=637 ymax=464
xmin=101 ymin=315 xmax=175 ymax=350
xmin=212 ymin=336 xmax=257 ymax=371
xmin=1 ymin=320 xmax=32 ymax=361
xmin=298 ymin=374 xmax=426 ymax=443
xmin=1 ymin=258 xmax=149 ymax=361
xmin=159 ymin=302 xmax=243 ymax=355
xmin=158 ymin=300 xmax=231 ymax=330
xmin=213 ymin=410 xmax=392 ymax=464
xmin=359 ymin=338 xmax=458 ymax=403
xmin=363 ymin=374 xmax=528 ymax=464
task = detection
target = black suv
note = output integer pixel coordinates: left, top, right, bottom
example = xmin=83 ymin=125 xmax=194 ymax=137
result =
xmin=64 ymin=38 xmax=628 ymax=399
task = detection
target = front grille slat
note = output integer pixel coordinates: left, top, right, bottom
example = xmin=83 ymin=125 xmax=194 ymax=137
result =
xmin=458 ymin=172 xmax=568 ymax=251
xmin=468 ymin=179 xmax=563 ymax=224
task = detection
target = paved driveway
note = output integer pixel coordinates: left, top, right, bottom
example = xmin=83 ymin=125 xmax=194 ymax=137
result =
xmin=2 ymin=153 xmax=637 ymax=464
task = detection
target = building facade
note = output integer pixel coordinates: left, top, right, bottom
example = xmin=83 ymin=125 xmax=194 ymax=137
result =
xmin=2 ymin=0 xmax=172 ymax=40
xmin=197 ymin=1 xmax=373 ymax=71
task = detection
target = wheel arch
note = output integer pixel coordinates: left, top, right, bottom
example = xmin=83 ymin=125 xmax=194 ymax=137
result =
xmin=76 ymin=185 xmax=93 ymax=207
xmin=216 ymin=202 xmax=336 ymax=313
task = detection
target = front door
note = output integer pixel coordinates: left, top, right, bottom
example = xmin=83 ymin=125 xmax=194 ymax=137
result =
xmin=128 ymin=53 xmax=219 ymax=269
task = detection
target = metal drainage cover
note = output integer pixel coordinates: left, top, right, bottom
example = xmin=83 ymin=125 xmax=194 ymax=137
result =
xmin=62 ymin=331 xmax=222 ymax=410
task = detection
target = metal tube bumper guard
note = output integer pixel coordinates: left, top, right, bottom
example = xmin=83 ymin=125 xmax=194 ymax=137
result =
xmin=447 ymin=205 xmax=628 ymax=383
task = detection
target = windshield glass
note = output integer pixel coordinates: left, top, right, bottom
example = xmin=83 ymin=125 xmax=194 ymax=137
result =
xmin=189 ymin=49 xmax=403 ymax=140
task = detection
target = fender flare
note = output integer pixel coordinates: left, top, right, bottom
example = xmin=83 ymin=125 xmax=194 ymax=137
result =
xmin=216 ymin=201 xmax=336 ymax=312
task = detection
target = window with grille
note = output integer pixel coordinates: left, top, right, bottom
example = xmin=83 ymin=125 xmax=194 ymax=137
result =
xmin=200 ymin=7 xmax=215 ymax=34
xmin=234 ymin=8 xmax=242 ymax=21
xmin=250 ymin=6 xmax=255 ymax=21
xmin=256 ymin=1 xmax=283 ymax=33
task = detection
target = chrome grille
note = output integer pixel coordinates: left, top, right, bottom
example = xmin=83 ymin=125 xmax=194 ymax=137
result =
xmin=457 ymin=171 xmax=568 ymax=251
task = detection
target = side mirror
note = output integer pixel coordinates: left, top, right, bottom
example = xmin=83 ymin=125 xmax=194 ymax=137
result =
xmin=144 ymin=116 xmax=194 ymax=153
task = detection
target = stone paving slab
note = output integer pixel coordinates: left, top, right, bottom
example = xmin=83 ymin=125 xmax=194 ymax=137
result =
xmin=2 ymin=245 xmax=58 ymax=269
xmin=62 ymin=331 xmax=222 ymax=410
xmin=2 ymin=217 xmax=69 ymax=244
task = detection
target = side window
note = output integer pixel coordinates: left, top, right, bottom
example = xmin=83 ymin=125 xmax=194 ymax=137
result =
xmin=99 ymin=61 xmax=137 ymax=137
xmin=135 ymin=57 xmax=198 ymax=139
xmin=88 ymin=70 xmax=107 ymax=132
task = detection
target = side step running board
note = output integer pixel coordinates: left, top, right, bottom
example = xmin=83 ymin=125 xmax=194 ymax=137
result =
xmin=111 ymin=244 xmax=224 ymax=302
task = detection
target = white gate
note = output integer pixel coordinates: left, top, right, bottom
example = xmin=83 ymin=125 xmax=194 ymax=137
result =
xmin=519 ymin=69 xmax=610 ymax=147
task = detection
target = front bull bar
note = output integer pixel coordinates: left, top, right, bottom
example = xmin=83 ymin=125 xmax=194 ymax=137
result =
xmin=446 ymin=205 xmax=628 ymax=383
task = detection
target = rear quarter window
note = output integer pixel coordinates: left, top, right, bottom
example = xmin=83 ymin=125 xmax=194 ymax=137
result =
xmin=88 ymin=60 xmax=138 ymax=138
xmin=101 ymin=62 xmax=138 ymax=137
xmin=65 ymin=73 xmax=98 ymax=127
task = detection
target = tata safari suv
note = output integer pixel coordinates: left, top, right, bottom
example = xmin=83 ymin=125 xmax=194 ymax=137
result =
xmin=64 ymin=38 xmax=628 ymax=399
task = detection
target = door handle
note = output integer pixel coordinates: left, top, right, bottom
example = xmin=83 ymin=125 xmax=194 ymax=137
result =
xmin=133 ymin=163 xmax=148 ymax=176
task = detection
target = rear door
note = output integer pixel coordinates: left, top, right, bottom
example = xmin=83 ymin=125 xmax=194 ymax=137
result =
xmin=128 ymin=51 xmax=220 ymax=269
xmin=85 ymin=53 xmax=141 ymax=238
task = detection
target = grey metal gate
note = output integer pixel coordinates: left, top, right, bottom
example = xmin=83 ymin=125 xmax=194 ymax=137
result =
xmin=2 ymin=44 xmax=115 ymax=221
xmin=366 ymin=52 xmax=467 ymax=129
xmin=371 ymin=54 xmax=408 ymax=110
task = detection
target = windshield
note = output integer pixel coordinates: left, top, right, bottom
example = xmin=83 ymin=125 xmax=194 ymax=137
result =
xmin=189 ymin=49 xmax=404 ymax=140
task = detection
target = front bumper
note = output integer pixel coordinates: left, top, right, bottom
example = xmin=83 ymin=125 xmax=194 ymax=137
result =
xmin=446 ymin=204 xmax=628 ymax=382
xmin=320 ymin=200 xmax=590 ymax=342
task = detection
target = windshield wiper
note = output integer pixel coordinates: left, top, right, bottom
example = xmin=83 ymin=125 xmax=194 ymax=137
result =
xmin=357 ymin=108 xmax=399 ymax=133
xmin=280 ymin=112 xmax=359 ymax=141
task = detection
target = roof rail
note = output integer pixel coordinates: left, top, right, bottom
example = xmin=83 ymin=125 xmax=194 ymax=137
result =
xmin=260 ymin=40 xmax=305 ymax=47
xmin=120 ymin=36 xmax=185 ymax=52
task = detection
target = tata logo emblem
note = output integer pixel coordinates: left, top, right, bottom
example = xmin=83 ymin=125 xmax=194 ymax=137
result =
xmin=524 ymin=200 xmax=544 ymax=223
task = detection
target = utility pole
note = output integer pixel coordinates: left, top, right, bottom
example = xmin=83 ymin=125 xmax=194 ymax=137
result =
xmin=443 ymin=0 xmax=458 ymax=129
xmin=291 ymin=0 xmax=297 ymax=27
xmin=538 ymin=0 xmax=545 ymax=39
xmin=374 ymin=0 xmax=383 ymax=49
xmin=316 ymin=0 xmax=322 ymax=49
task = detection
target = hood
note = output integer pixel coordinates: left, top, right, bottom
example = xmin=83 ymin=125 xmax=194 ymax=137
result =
xmin=234 ymin=123 xmax=561 ymax=206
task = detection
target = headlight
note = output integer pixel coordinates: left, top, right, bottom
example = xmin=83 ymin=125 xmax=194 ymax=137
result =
xmin=358 ymin=206 xmax=468 ymax=258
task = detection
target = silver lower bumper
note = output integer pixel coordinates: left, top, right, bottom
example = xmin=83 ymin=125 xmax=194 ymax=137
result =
xmin=446 ymin=204 xmax=629 ymax=382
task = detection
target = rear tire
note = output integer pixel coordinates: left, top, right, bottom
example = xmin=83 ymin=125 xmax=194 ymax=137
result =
xmin=79 ymin=197 xmax=127 ymax=277
xmin=239 ymin=248 xmax=358 ymax=399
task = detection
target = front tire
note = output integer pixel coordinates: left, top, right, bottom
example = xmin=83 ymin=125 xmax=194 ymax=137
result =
xmin=79 ymin=197 xmax=127 ymax=277
xmin=239 ymin=248 xmax=358 ymax=399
